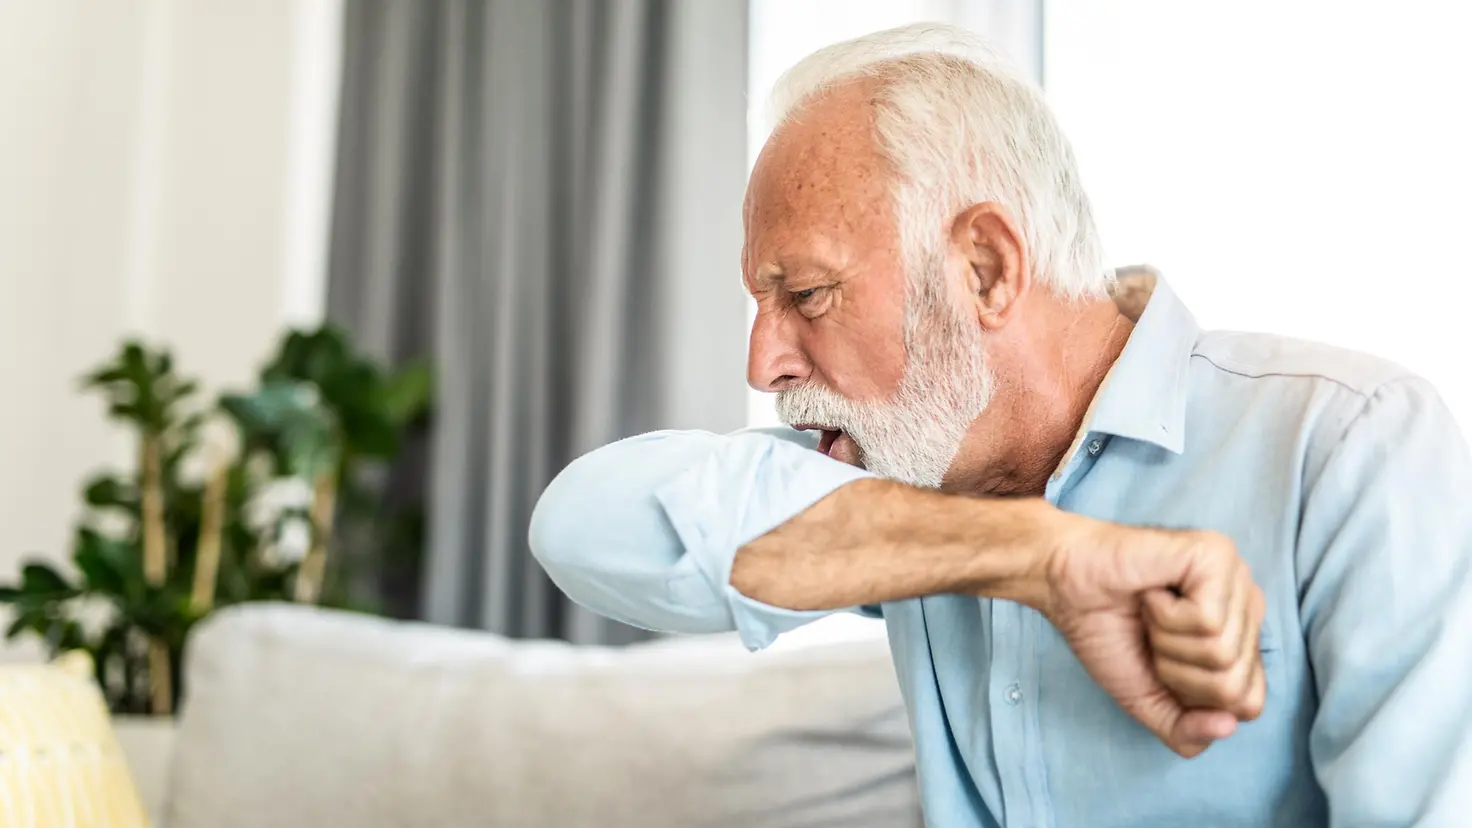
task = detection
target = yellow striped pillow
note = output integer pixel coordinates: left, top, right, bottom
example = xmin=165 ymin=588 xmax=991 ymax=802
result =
xmin=0 ymin=651 xmax=151 ymax=828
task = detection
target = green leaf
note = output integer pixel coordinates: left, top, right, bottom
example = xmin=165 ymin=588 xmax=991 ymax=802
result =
xmin=281 ymin=419 xmax=339 ymax=478
xmin=223 ymin=380 xmax=342 ymax=477
xmin=128 ymin=585 xmax=200 ymax=638
xmin=107 ymin=401 xmax=144 ymax=422
xmin=45 ymin=618 xmax=88 ymax=652
xmin=83 ymin=475 xmax=138 ymax=510
xmin=0 ymin=585 xmax=22 ymax=602
xmin=379 ymin=361 xmax=433 ymax=426
xmin=81 ymin=366 xmax=129 ymax=388
xmin=220 ymin=397 xmax=271 ymax=435
xmin=177 ymin=411 xmax=208 ymax=435
xmin=169 ymin=379 xmax=199 ymax=403
xmin=22 ymin=563 xmax=75 ymax=596
xmin=263 ymin=326 xmax=353 ymax=387
xmin=5 ymin=615 xmax=28 ymax=639
xmin=261 ymin=330 xmax=314 ymax=380
xmin=222 ymin=381 xmax=317 ymax=433
xmin=121 ymin=342 xmax=149 ymax=374
xmin=343 ymin=413 xmax=396 ymax=458
xmin=73 ymin=529 xmax=142 ymax=596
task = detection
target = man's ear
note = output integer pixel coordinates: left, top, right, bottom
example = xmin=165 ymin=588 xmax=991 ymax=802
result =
xmin=950 ymin=202 xmax=1030 ymax=331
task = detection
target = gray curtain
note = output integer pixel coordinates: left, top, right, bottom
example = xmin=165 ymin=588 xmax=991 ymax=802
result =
xmin=325 ymin=0 xmax=749 ymax=643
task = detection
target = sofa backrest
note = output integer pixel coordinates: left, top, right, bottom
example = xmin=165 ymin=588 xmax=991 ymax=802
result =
xmin=164 ymin=604 xmax=920 ymax=828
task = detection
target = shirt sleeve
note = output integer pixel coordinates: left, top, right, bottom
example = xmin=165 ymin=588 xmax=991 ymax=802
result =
xmin=1296 ymin=377 xmax=1472 ymax=826
xmin=528 ymin=426 xmax=879 ymax=650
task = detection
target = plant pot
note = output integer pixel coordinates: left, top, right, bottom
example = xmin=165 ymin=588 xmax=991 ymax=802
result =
xmin=112 ymin=713 xmax=177 ymax=825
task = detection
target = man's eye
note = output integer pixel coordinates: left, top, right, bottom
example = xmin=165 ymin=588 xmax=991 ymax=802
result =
xmin=789 ymin=286 xmax=830 ymax=316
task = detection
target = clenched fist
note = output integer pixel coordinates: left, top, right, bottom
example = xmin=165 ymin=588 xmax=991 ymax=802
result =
xmin=1037 ymin=516 xmax=1267 ymax=758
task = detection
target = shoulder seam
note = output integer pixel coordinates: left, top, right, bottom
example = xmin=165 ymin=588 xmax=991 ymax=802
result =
xmin=1190 ymin=352 xmax=1413 ymax=399
xmin=1296 ymin=375 xmax=1425 ymax=509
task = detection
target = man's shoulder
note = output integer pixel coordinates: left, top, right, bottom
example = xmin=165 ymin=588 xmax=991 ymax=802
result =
xmin=1190 ymin=328 xmax=1416 ymax=400
xmin=1180 ymin=331 xmax=1457 ymax=487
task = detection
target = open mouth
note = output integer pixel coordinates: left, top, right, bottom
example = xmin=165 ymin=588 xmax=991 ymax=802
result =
xmin=794 ymin=424 xmax=844 ymax=457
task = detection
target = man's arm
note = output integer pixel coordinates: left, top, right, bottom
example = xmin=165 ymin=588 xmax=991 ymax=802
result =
xmin=732 ymin=478 xmax=1057 ymax=611
xmin=1296 ymin=377 xmax=1472 ymax=825
xmin=532 ymin=424 xmax=1266 ymax=756
xmin=530 ymin=427 xmax=1059 ymax=649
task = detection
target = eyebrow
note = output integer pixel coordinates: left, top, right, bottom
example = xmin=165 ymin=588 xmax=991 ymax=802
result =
xmin=746 ymin=254 xmax=843 ymax=293
xmin=746 ymin=264 xmax=786 ymax=290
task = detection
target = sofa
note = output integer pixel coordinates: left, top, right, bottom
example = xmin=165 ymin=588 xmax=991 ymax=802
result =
xmin=122 ymin=603 xmax=920 ymax=827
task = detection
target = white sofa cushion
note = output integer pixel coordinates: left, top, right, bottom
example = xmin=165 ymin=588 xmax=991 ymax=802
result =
xmin=165 ymin=604 xmax=919 ymax=828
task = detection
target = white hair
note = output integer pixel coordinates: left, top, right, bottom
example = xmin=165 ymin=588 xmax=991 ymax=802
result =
xmin=768 ymin=23 xmax=1111 ymax=300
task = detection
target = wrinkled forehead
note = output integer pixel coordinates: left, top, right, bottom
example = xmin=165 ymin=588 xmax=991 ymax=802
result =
xmin=743 ymin=82 xmax=898 ymax=267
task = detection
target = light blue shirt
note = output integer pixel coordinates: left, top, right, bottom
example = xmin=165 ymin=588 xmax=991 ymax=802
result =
xmin=530 ymin=275 xmax=1472 ymax=827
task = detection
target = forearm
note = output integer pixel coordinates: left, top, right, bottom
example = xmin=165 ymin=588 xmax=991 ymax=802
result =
xmin=731 ymin=478 xmax=1066 ymax=612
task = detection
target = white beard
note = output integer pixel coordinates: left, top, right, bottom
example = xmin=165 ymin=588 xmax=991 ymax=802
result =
xmin=776 ymin=261 xmax=992 ymax=489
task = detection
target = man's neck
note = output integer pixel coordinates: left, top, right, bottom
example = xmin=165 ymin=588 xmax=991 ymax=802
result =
xmin=944 ymin=295 xmax=1134 ymax=497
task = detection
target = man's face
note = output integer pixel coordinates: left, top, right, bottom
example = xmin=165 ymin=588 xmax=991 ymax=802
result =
xmin=742 ymin=86 xmax=992 ymax=488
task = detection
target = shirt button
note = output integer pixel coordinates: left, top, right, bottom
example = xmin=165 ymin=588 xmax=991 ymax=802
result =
xmin=1005 ymin=683 xmax=1023 ymax=706
xmin=1086 ymin=438 xmax=1104 ymax=455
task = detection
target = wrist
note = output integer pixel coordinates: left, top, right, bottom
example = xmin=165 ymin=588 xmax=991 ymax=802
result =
xmin=963 ymin=497 xmax=1074 ymax=614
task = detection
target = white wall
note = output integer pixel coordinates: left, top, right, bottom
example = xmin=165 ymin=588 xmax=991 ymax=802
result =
xmin=0 ymin=0 xmax=341 ymax=660
xmin=1045 ymin=0 xmax=1472 ymax=425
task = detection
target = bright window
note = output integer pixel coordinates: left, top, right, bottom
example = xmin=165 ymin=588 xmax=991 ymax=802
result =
xmin=1046 ymin=0 xmax=1472 ymax=425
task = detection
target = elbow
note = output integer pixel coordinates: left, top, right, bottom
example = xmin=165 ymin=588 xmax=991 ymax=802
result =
xmin=527 ymin=431 xmax=742 ymax=636
xmin=529 ymin=430 xmax=698 ymax=571
xmin=528 ymin=450 xmax=599 ymax=575
xmin=527 ymin=448 xmax=634 ymax=623
xmin=527 ymin=431 xmax=684 ymax=593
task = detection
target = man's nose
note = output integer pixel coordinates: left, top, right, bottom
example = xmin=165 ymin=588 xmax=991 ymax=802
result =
xmin=747 ymin=308 xmax=809 ymax=393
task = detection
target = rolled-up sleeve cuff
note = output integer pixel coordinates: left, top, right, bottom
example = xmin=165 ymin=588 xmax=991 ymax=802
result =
xmin=652 ymin=433 xmax=875 ymax=651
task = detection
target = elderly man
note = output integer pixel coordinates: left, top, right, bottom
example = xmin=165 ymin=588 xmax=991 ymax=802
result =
xmin=530 ymin=23 xmax=1471 ymax=827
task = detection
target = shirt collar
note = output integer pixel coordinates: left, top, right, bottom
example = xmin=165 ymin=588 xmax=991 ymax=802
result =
xmin=1083 ymin=266 xmax=1199 ymax=455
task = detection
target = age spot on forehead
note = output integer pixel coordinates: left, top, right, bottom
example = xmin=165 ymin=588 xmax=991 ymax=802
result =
xmin=744 ymin=80 xmax=899 ymax=280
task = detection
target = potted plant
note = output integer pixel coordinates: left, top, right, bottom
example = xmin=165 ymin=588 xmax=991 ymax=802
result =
xmin=0 ymin=327 xmax=432 ymax=719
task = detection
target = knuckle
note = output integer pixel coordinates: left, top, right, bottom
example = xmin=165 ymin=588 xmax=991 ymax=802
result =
xmin=1235 ymin=691 xmax=1264 ymax=721
xmin=1199 ymin=606 xmax=1227 ymax=637
xmin=1245 ymin=677 xmax=1268 ymax=720
xmin=1200 ymin=663 xmax=1252 ymax=709
xmin=1241 ymin=694 xmax=1265 ymax=721
xmin=1230 ymin=660 xmax=1257 ymax=701
xmin=1206 ymin=639 xmax=1237 ymax=670
xmin=1203 ymin=683 xmax=1233 ymax=709
xmin=1202 ymin=529 xmax=1237 ymax=558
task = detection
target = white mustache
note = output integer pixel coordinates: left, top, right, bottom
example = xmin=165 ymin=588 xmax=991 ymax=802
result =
xmin=775 ymin=384 xmax=858 ymax=433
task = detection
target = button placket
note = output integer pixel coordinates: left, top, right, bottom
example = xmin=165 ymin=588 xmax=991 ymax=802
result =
xmin=990 ymin=600 xmax=1037 ymax=826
